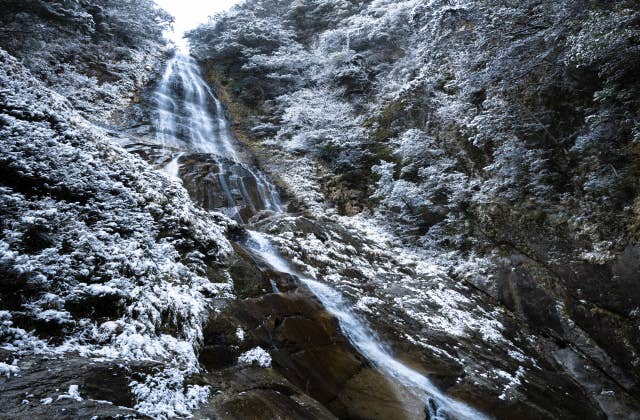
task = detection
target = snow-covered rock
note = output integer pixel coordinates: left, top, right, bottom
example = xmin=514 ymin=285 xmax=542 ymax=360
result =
xmin=238 ymin=347 xmax=272 ymax=368
xmin=0 ymin=49 xmax=234 ymax=417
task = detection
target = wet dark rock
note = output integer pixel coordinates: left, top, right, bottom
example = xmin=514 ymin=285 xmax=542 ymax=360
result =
xmin=199 ymin=241 xmax=428 ymax=419
xmin=493 ymin=248 xmax=640 ymax=399
xmin=234 ymin=290 xmax=422 ymax=418
xmin=0 ymin=355 xmax=152 ymax=419
xmin=199 ymin=344 xmax=238 ymax=370
xmin=180 ymin=154 xmax=278 ymax=221
xmin=193 ymin=367 xmax=337 ymax=420
xmin=228 ymin=243 xmax=300 ymax=298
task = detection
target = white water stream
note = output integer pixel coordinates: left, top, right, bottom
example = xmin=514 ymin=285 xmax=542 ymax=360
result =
xmin=245 ymin=231 xmax=488 ymax=420
xmin=153 ymin=51 xmax=486 ymax=420
xmin=154 ymin=52 xmax=281 ymax=220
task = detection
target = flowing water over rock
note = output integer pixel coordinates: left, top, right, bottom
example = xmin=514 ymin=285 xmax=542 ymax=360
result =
xmin=154 ymin=52 xmax=281 ymax=222
xmin=151 ymin=51 xmax=486 ymax=419
xmin=245 ymin=231 xmax=488 ymax=420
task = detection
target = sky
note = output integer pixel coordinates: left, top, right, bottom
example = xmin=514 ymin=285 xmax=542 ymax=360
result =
xmin=155 ymin=0 xmax=242 ymax=48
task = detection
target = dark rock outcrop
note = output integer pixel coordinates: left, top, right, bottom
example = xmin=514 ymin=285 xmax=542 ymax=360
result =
xmin=187 ymin=1 xmax=640 ymax=417
xmin=197 ymin=242 xmax=427 ymax=420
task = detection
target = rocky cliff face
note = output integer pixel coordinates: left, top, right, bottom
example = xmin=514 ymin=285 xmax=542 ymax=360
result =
xmin=0 ymin=0 xmax=171 ymax=120
xmin=1 ymin=0 xmax=640 ymax=419
xmin=187 ymin=0 xmax=640 ymax=417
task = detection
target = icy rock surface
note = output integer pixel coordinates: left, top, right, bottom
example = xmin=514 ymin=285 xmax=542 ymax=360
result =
xmin=0 ymin=49 xmax=234 ymax=418
xmin=188 ymin=0 xmax=640 ymax=416
xmin=0 ymin=0 xmax=171 ymax=121
xmin=238 ymin=346 xmax=272 ymax=368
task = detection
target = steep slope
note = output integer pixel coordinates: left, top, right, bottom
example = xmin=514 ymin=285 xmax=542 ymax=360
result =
xmin=0 ymin=45 xmax=350 ymax=418
xmin=1 ymin=0 xmax=639 ymax=418
xmin=0 ymin=2 xmax=231 ymax=417
xmin=0 ymin=0 xmax=171 ymax=120
xmin=0 ymin=47 xmax=238 ymax=417
xmin=188 ymin=0 xmax=640 ymax=417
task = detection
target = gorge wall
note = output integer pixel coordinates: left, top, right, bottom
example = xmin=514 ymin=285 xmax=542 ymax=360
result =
xmin=188 ymin=0 xmax=640 ymax=416
xmin=0 ymin=0 xmax=639 ymax=418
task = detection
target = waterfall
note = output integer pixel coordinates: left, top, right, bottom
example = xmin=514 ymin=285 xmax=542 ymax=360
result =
xmin=245 ymin=231 xmax=488 ymax=420
xmin=154 ymin=52 xmax=281 ymax=220
xmin=153 ymin=51 xmax=486 ymax=420
xmin=162 ymin=152 xmax=183 ymax=180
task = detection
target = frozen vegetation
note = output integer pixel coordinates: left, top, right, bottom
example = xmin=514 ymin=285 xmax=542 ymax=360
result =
xmin=0 ymin=2 xmax=237 ymax=417
xmin=1 ymin=0 xmax=640 ymax=419
xmin=189 ymin=0 xmax=640 ymax=263
xmin=188 ymin=1 xmax=640 ymax=417
xmin=0 ymin=48 xmax=236 ymax=417
xmin=0 ymin=0 xmax=171 ymax=120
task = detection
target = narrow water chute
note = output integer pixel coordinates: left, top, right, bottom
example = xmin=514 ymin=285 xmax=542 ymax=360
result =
xmin=153 ymin=51 xmax=486 ymax=420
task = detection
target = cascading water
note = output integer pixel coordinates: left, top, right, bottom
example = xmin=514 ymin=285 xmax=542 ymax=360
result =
xmin=154 ymin=52 xmax=281 ymax=221
xmin=153 ymin=50 xmax=486 ymax=420
xmin=245 ymin=231 xmax=489 ymax=420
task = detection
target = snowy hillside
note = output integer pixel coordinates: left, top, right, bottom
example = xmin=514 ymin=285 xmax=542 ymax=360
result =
xmin=1 ymin=0 xmax=639 ymax=419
